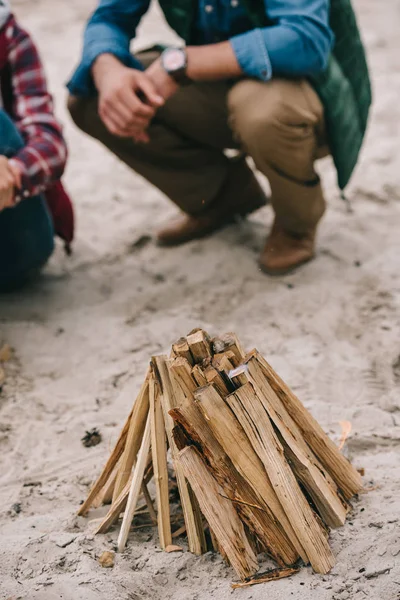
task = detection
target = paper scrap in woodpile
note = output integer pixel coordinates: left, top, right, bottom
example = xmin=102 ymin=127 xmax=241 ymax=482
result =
xmin=77 ymin=329 xmax=363 ymax=583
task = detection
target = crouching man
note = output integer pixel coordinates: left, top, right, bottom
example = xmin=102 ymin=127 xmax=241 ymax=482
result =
xmin=67 ymin=0 xmax=371 ymax=275
xmin=0 ymin=2 xmax=74 ymax=291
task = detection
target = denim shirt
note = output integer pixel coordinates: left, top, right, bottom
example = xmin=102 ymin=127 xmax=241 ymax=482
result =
xmin=68 ymin=0 xmax=333 ymax=96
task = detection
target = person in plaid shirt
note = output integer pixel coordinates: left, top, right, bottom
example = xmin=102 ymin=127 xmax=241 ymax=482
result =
xmin=0 ymin=1 xmax=74 ymax=291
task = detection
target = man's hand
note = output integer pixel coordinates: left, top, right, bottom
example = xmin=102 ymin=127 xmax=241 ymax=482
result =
xmin=92 ymin=54 xmax=164 ymax=142
xmin=145 ymin=58 xmax=179 ymax=102
xmin=0 ymin=156 xmax=18 ymax=212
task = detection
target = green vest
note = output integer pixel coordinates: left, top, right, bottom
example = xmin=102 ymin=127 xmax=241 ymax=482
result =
xmin=158 ymin=0 xmax=372 ymax=190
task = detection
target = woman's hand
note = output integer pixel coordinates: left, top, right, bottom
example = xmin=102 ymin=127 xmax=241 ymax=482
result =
xmin=0 ymin=156 xmax=18 ymax=212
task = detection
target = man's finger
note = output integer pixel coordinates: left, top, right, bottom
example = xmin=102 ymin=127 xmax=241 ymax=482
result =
xmin=136 ymin=74 xmax=164 ymax=107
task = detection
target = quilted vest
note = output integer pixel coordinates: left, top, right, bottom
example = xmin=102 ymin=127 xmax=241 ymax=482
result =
xmin=158 ymin=0 xmax=372 ymax=189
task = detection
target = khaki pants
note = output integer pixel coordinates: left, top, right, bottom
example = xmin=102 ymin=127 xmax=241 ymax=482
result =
xmin=68 ymin=59 xmax=328 ymax=234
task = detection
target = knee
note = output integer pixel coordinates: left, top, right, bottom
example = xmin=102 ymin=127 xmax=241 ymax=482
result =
xmin=228 ymin=79 xmax=300 ymax=147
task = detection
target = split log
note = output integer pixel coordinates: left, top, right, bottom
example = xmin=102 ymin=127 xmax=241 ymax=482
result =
xmin=172 ymin=338 xmax=194 ymax=365
xmin=118 ymin=413 xmax=152 ymax=551
xmin=177 ymin=446 xmax=259 ymax=581
xmin=149 ymin=370 xmax=172 ymax=548
xmin=153 ymin=355 xmax=207 ymax=555
xmin=245 ymin=351 xmax=363 ymax=499
xmin=212 ymin=333 xmax=246 ymax=365
xmin=170 ymin=402 xmax=298 ymax=566
xmin=113 ymin=372 xmax=150 ymax=501
xmin=203 ymin=365 xmax=230 ymax=397
xmin=194 ymin=385 xmax=306 ymax=562
xmin=169 ymin=357 xmax=197 ymax=399
xmin=186 ymin=330 xmax=213 ymax=364
xmin=227 ymin=382 xmax=335 ymax=574
xmin=241 ymin=357 xmax=348 ymax=528
xmin=191 ymin=364 xmax=207 ymax=387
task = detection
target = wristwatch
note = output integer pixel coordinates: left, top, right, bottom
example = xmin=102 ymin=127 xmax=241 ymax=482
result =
xmin=161 ymin=47 xmax=190 ymax=84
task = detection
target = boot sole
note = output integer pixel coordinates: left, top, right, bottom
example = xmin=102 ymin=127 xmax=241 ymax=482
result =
xmin=259 ymin=254 xmax=315 ymax=277
xmin=156 ymin=198 xmax=268 ymax=248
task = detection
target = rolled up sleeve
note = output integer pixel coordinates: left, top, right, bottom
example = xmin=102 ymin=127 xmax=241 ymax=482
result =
xmin=230 ymin=0 xmax=333 ymax=82
xmin=67 ymin=0 xmax=150 ymax=96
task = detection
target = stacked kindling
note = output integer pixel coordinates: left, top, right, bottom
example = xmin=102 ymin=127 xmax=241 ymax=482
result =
xmin=78 ymin=330 xmax=363 ymax=582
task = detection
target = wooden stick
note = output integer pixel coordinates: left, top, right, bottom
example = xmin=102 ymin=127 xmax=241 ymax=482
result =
xmin=141 ymin=482 xmax=157 ymax=524
xmin=78 ymin=403 xmax=134 ymax=516
xmin=95 ymin=477 xmax=131 ymax=534
xmin=191 ymin=364 xmax=207 ymax=388
xmin=177 ymin=446 xmax=259 ymax=581
xmin=149 ymin=370 xmax=172 ymax=548
xmin=212 ymin=333 xmax=245 ymax=365
xmin=186 ymin=330 xmax=213 ymax=364
xmin=228 ymin=383 xmax=335 ymax=574
xmin=92 ymin=460 xmax=120 ymax=508
xmin=153 ymin=355 xmax=207 ymax=556
xmin=231 ymin=566 xmax=300 ymax=589
xmin=118 ymin=414 xmax=152 ymax=551
xmin=169 ymin=357 xmax=198 ymax=399
xmin=171 ymin=403 xmax=298 ymax=566
xmin=242 ymin=357 xmax=348 ymax=528
xmin=194 ymin=385 xmax=306 ymax=563
xmin=203 ymin=365 xmax=230 ymax=397
xmin=246 ymin=351 xmax=363 ymax=499
xmin=113 ymin=372 xmax=150 ymax=502
xmin=172 ymin=338 xmax=194 ymax=365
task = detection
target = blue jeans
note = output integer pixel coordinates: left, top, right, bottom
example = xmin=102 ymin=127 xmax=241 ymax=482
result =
xmin=0 ymin=110 xmax=54 ymax=291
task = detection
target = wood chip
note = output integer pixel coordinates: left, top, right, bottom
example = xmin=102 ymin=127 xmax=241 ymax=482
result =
xmin=98 ymin=551 xmax=115 ymax=568
xmin=165 ymin=544 xmax=183 ymax=553
xmin=231 ymin=566 xmax=300 ymax=589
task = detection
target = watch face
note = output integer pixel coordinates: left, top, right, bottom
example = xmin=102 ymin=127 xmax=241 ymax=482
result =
xmin=163 ymin=49 xmax=185 ymax=72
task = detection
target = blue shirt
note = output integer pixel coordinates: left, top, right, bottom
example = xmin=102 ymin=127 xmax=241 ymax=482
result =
xmin=68 ymin=0 xmax=333 ymax=96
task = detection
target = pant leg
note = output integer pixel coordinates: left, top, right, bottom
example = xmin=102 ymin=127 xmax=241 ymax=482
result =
xmin=228 ymin=78 xmax=328 ymax=233
xmin=0 ymin=110 xmax=54 ymax=291
xmin=68 ymin=80 xmax=264 ymax=216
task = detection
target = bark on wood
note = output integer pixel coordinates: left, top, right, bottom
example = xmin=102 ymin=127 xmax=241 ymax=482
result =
xmin=177 ymin=446 xmax=259 ymax=581
xmin=149 ymin=371 xmax=172 ymax=548
xmin=194 ymin=385 xmax=305 ymax=562
xmin=113 ymin=372 xmax=150 ymax=501
xmin=245 ymin=351 xmax=363 ymax=499
xmin=170 ymin=402 xmax=297 ymax=566
xmin=153 ymin=355 xmax=207 ymax=555
xmin=228 ymin=383 xmax=335 ymax=574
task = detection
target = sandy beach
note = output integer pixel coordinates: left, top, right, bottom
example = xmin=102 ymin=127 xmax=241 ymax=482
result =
xmin=0 ymin=1 xmax=399 ymax=599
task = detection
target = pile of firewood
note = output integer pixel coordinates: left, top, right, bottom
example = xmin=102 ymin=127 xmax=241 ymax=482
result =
xmin=78 ymin=330 xmax=362 ymax=585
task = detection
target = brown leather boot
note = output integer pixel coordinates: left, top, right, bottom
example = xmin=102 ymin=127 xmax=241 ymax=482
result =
xmin=259 ymin=220 xmax=317 ymax=275
xmin=156 ymin=163 xmax=268 ymax=247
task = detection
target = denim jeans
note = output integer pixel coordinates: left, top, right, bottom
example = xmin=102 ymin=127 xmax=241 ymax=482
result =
xmin=0 ymin=110 xmax=54 ymax=291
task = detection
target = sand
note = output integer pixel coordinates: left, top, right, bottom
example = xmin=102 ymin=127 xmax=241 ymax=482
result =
xmin=1 ymin=1 xmax=399 ymax=599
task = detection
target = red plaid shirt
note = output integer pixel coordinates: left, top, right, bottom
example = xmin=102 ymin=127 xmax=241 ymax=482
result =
xmin=1 ymin=16 xmax=67 ymax=200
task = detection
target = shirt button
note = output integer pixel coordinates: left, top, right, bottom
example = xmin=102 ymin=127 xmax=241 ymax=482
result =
xmin=205 ymin=5 xmax=213 ymax=13
xmin=23 ymin=190 xmax=30 ymax=198
xmin=231 ymin=0 xmax=239 ymax=6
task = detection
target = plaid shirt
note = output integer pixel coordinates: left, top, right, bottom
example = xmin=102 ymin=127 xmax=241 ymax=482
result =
xmin=1 ymin=16 xmax=67 ymax=200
